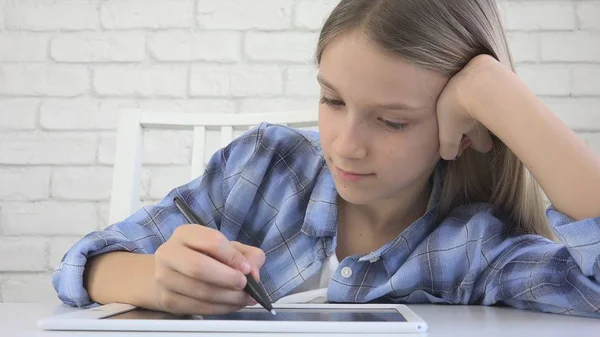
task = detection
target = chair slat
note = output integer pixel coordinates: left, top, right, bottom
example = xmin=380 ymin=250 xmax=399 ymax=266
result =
xmin=221 ymin=125 xmax=234 ymax=147
xmin=191 ymin=126 xmax=206 ymax=180
xmin=109 ymin=110 xmax=144 ymax=225
xmin=108 ymin=109 xmax=318 ymax=227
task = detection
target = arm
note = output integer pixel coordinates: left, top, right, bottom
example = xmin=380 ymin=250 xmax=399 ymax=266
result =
xmin=464 ymin=56 xmax=600 ymax=220
xmin=84 ymin=252 xmax=160 ymax=310
xmin=53 ymin=123 xmax=270 ymax=308
xmin=472 ymin=206 xmax=600 ymax=318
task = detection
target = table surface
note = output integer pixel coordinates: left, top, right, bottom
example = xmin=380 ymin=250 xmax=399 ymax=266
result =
xmin=2 ymin=303 xmax=598 ymax=337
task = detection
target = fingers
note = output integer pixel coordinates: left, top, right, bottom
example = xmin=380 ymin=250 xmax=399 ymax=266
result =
xmin=156 ymin=288 xmax=247 ymax=316
xmin=173 ymin=225 xmax=252 ymax=274
xmin=466 ymin=125 xmax=494 ymax=153
xmin=230 ymin=241 xmax=265 ymax=281
xmin=156 ymin=266 xmax=255 ymax=307
xmin=439 ymin=123 xmax=493 ymax=160
xmin=437 ymin=111 xmax=465 ymax=160
xmin=156 ymin=243 xmax=247 ymax=290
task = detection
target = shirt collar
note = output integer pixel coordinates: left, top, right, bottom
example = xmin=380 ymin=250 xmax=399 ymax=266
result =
xmin=301 ymin=164 xmax=339 ymax=237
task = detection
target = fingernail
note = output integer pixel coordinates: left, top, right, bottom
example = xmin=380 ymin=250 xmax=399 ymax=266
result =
xmin=240 ymin=261 xmax=251 ymax=274
xmin=239 ymin=274 xmax=247 ymax=289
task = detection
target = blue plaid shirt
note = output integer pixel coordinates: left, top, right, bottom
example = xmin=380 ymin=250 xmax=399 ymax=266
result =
xmin=53 ymin=123 xmax=600 ymax=318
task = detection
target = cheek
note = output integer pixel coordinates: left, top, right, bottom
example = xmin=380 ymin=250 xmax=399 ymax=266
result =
xmin=318 ymin=108 xmax=337 ymax=147
xmin=377 ymin=124 xmax=440 ymax=174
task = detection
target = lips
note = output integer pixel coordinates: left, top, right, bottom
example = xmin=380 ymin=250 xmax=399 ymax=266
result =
xmin=336 ymin=167 xmax=373 ymax=181
xmin=337 ymin=168 xmax=368 ymax=176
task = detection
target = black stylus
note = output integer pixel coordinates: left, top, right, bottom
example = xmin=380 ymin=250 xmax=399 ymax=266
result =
xmin=173 ymin=197 xmax=276 ymax=315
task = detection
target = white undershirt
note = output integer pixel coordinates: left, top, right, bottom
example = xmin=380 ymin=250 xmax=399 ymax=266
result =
xmin=274 ymin=253 xmax=340 ymax=304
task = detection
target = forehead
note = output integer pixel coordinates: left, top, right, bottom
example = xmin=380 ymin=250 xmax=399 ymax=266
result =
xmin=318 ymin=31 xmax=448 ymax=107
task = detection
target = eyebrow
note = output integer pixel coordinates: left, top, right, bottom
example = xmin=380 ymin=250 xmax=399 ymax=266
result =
xmin=316 ymin=75 xmax=419 ymax=111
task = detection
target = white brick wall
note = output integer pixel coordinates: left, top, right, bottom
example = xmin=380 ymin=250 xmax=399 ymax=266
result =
xmin=0 ymin=0 xmax=598 ymax=304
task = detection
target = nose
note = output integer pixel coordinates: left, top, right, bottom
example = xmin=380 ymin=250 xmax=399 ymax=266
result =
xmin=332 ymin=115 xmax=367 ymax=160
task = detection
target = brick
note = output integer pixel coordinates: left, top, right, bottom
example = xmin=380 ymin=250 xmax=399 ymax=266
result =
xmin=503 ymin=1 xmax=575 ymax=31
xmin=0 ymin=33 xmax=48 ymax=61
xmin=97 ymin=202 xmax=110 ymax=229
xmin=294 ymin=0 xmax=339 ymax=30
xmin=93 ymin=66 xmax=187 ymax=98
xmin=244 ymin=32 xmax=318 ymax=62
xmin=239 ymin=97 xmax=317 ymax=113
xmin=51 ymin=32 xmax=145 ymax=63
xmin=506 ymin=32 xmax=538 ymax=63
xmin=540 ymin=33 xmax=600 ymax=62
xmin=0 ymin=65 xmax=89 ymax=97
xmin=0 ymin=133 xmax=96 ymax=164
xmin=40 ymin=98 xmax=137 ymax=130
xmin=197 ymin=0 xmax=292 ymax=30
xmin=98 ymin=133 xmax=117 ymax=165
xmin=577 ymin=2 xmax=600 ymax=31
xmin=1 ymin=274 xmax=59 ymax=303
xmin=0 ymin=202 xmax=98 ymax=236
xmin=0 ymin=99 xmax=38 ymax=130
xmin=0 ymin=0 xmax=5 ymax=29
xmin=543 ymin=98 xmax=600 ymax=131
xmin=148 ymin=31 xmax=240 ymax=62
xmin=137 ymin=99 xmax=236 ymax=114
xmin=49 ymin=237 xmax=82 ymax=269
xmin=0 ymin=168 xmax=51 ymax=201
xmin=190 ymin=65 xmax=282 ymax=97
xmin=51 ymin=167 xmax=113 ymax=201
xmin=579 ymin=132 xmax=600 ymax=155
xmin=5 ymin=0 xmax=99 ymax=31
xmin=148 ymin=166 xmax=191 ymax=199
xmin=285 ymin=66 xmax=319 ymax=96
xmin=515 ymin=64 xmax=570 ymax=96
xmin=0 ymin=239 xmax=47 ymax=271
xmin=101 ymin=0 xmax=193 ymax=29
xmin=572 ymin=66 xmax=600 ymax=96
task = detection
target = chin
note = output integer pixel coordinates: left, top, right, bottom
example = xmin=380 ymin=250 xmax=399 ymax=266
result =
xmin=334 ymin=184 xmax=373 ymax=205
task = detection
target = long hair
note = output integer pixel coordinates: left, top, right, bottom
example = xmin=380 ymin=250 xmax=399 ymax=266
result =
xmin=315 ymin=0 xmax=554 ymax=239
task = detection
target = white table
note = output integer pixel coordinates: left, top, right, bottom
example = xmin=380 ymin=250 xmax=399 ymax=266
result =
xmin=2 ymin=303 xmax=598 ymax=337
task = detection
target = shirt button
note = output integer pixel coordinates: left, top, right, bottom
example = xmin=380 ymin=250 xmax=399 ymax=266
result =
xmin=341 ymin=266 xmax=353 ymax=278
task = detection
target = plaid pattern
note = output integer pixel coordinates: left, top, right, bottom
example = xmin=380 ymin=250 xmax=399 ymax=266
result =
xmin=53 ymin=123 xmax=600 ymax=318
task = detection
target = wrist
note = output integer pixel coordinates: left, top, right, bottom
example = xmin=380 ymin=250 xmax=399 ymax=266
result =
xmin=461 ymin=55 xmax=514 ymax=122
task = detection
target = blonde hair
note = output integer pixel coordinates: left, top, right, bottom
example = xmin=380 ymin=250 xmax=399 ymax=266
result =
xmin=316 ymin=0 xmax=554 ymax=239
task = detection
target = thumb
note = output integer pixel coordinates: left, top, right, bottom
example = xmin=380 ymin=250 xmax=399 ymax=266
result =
xmin=231 ymin=241 xmax=265 ymax=281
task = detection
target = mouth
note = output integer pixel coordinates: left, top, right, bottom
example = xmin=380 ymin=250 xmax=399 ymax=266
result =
xmin=336 ymin=167 xmax=373 ymax=181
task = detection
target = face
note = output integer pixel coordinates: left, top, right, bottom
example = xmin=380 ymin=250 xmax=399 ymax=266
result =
xmin=318 ymin=31 xmax=449 ymax=206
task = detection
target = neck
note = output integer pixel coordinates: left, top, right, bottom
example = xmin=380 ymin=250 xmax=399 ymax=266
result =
xmin=339 ymin=176 xmax=432 ymax=237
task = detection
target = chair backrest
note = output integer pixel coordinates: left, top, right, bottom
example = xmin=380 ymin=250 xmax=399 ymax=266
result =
xmin=108 ymin=109 xmax=319 ymax=225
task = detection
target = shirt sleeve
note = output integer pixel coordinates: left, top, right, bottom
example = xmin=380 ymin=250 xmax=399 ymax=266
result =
xmin=51 ymin=123 xmax=268 ymax=307
xmin=475 ymin=206 xmax=600 ymax=318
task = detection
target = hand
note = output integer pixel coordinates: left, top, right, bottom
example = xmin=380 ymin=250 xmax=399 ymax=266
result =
xmin=436 ymin=54 xmax=496 ymax=160
xmin=153 ymin=225 xmax=265 ymax=315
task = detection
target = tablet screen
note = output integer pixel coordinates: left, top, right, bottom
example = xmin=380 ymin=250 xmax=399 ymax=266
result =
xmin=106 ymin=308 xmax=407 ymax=322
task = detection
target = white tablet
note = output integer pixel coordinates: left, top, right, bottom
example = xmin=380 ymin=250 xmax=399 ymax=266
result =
xmin=38 ymin=302 xmax=427 ymax=334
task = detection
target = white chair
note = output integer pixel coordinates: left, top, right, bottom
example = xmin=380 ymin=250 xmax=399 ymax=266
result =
xmin=108 ymin=109 xmax=319 ymax=225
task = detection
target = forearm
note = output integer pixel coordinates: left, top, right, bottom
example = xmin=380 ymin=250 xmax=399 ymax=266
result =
xmin=84 ymin=252 xmax=160 ymax=310
xmin=466 ymin=59 xmax=600 ymax=220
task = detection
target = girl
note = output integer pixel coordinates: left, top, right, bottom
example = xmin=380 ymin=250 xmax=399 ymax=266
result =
xmin=53 ymin=0 xmax=600 ymax=318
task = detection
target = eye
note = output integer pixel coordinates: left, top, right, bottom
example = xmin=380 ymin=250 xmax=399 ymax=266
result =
xmin=379 ymin=118 xmax=406 ymax=131
xmin=320 ymin=96 xmax=345 ymax=107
